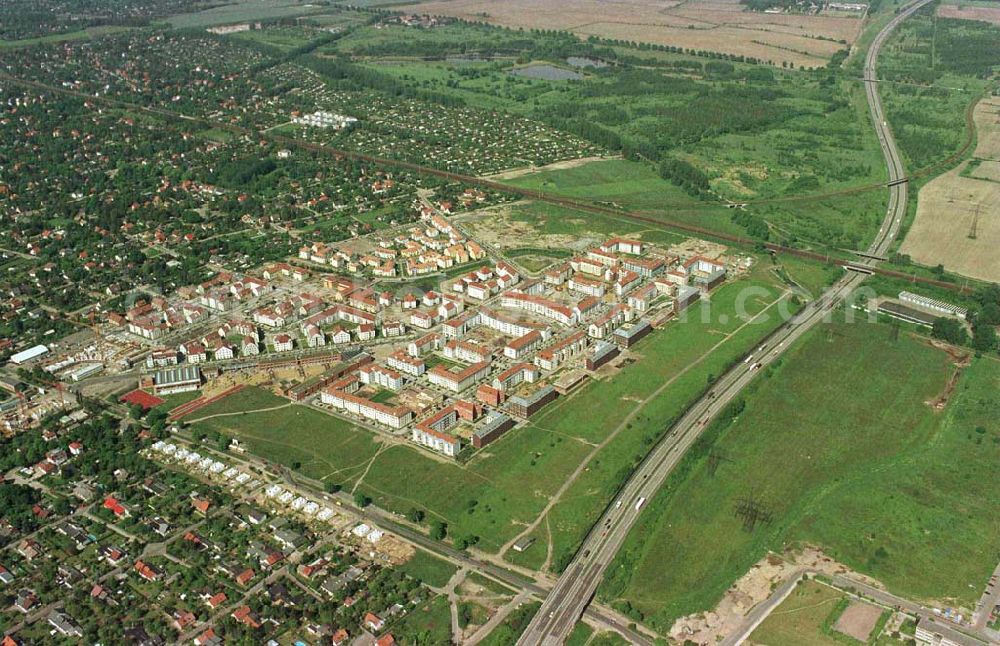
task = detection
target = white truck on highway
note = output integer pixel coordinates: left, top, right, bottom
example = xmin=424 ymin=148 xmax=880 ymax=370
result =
xmin=634 ymin=497 xmax=646 ymax=511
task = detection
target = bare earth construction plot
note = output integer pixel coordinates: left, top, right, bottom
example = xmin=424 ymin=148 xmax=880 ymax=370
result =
xmin=399 ymin=0 xmax=863 ymax=68
xmin=900 ymin=95 xmax=1000 ymax=282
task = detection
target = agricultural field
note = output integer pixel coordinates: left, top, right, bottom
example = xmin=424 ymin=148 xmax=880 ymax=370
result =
xmin=900 ymin=94 xmax=1000 ymax=282
xmin=165 ymin=0 xmax=331 ymax=29
xmin=397 ymin=0 xmax=864 ymax=69
xmin=598 ymin=318 xmax=1000 ymax=633
xmin=937 ymin=0 xmax=1000 ymax=25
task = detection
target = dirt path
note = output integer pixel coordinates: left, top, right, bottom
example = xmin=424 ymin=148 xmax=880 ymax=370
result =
xmin=540 ymin=516 xmax=554 ymax=573
xmin=184 ymin=402 xmax=292 ymax=424
xmin=497 ymin=290 xmax=791 ymax=561
xmin=481 ymin=155 xmax=616 ymax=181
xmin=350 ymin=443 xmax=395 ymax=495
xmin=465 ymin=590 xmax=532 ymax=646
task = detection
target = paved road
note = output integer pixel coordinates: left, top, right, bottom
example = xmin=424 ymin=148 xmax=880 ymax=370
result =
xmin=973 ymin=560 xmax=1000 ymax=640
xmin=516 ymin=2 xmax=932 ymax=643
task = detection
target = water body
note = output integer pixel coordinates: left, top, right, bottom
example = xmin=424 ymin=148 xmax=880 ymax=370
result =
xmin=566 ymin=56 xmax=609 ymax=68
xmin=509 ymin=64 xmax=583 ymax=81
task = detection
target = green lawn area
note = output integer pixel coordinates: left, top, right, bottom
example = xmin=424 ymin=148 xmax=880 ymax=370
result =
xmin=588 ymin=631 xmax=632 ymax=646
xmin=507 ymin=158 xmax=699 ymax=212
xmin=600 ymin=318 xmax=1000 ymax=632
xmin=750 ymin=580 xmax=848 ymax=646
xmin=368 ymin=389 xmax=397 ymax=405
xmin=505 ymin=159 xmax=745 ymax=241
xmin=398 ymin=549 xmax=459 ymax=589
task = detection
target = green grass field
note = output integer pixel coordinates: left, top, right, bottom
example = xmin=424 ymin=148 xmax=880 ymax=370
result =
xmin=186 ymin=387 xmax=288 ymax=418
xmin=600 ymin=318 xmax=1000 ymax=631
xmin=505 ymin=277 xmax=795 ymax=571
xmin=749 ymin=580 xmax=849 ymax=646
xmin=192 ymin=394 xmax=382 ymax=486
xmin=324 ymin=19 xmax=892 ymax=251
xmin=398 ymin=549 xmax=459 ymax=589
xmin=393 ymin=595 xmax=453 ymax=646
xmin=566 ymin=623 xmax=594 ymax=646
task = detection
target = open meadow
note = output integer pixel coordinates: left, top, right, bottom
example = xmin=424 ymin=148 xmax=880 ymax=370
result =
xmin=599 ymin=318 xmax=1000 ymax=632
xmin=749 ymin=579 xmax=889 ymax=645
xmin=397 ymin=0 xmax=863 ymax=68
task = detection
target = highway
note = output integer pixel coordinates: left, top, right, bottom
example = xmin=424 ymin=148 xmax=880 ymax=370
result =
xmin=517 ymin=1 xmax=933 ymax=643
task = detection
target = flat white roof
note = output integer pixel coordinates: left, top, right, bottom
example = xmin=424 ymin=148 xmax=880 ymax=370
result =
xmin=10 ymin=344 xmax=49 ymax=364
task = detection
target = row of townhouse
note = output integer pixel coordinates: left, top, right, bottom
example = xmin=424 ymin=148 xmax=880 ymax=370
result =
xmin=359 ymin=364 xmax=405 ymax=391
xmin=451 ymin=261 xmax=521 ymax=299
xmin=588 ymin=304 xmax=634 ymax=339
xmin=387 ymin=351 xmax=425 ymax=376
xmin=568 ymin=275 xmax=606 ymax=298
xmin=492 ymin=362 xmax=538 ymax=392
xmin=567 ymin=268 xmax=641 ymax=300
xmin=534 ymin=330 xmax=588 ymax=371
xmin=445 ymin=339 xmax=492 ymax=364
xmin=407 ymin=333 xmax=442 ymax=357
xmin=503 ymin=329 xmax=545 ymax=360
xmin=262 ymin=262 xmax=310 ymax=282
xmin=499 ymin=291 xmax=578 ymax=326
xmin=321 ymin=380 xmax=414 ymax=428
xmin=300 ymin=322 xmax=377 ymax=349
xmin=197 ymin=275 xmax=270 ymax=312
xmin=479 ymin=307 xmax=544 ymax=338
xmin=123 ymin=301 xmax=209 ymax=340
xmin=427 ymin=361 xmax=492 ymax=393
xmin=410 ymin=406 xmax=462 ymax=457
xmin=408 ymin=295 xmax=465 ymax=330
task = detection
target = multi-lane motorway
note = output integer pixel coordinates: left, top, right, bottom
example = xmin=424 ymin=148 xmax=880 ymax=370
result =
xmin=517 ymin=1 xmax=933 ymax=643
